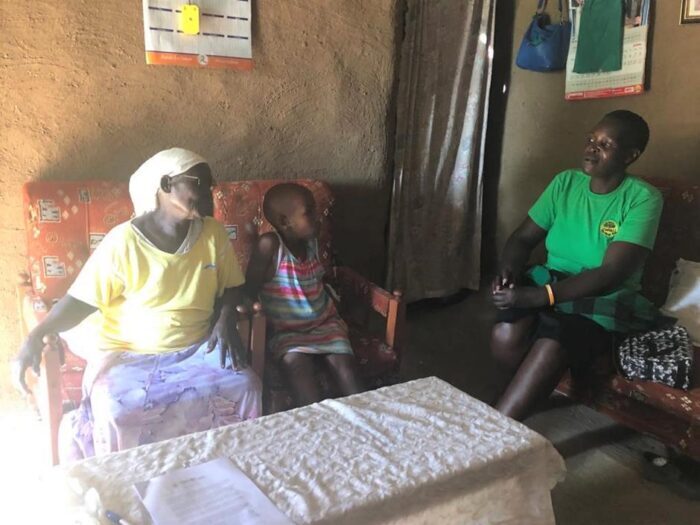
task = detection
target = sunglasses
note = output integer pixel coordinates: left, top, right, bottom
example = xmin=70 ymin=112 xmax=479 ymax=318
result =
xmin=170 ymin=174 xmax=215 ymax=190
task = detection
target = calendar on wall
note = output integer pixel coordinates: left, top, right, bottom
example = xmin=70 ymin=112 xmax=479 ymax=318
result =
xmin=565 ymin=0 xmax=649 ymax=101
xmin=142 ymin=0 xmax=253 ymax=70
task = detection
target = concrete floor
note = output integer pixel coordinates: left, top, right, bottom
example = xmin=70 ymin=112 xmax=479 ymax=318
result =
xmin=401 ymin=288 xmax=700 ymax=525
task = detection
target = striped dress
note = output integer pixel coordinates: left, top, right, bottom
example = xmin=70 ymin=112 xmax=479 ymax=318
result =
xmin=260 ymin=234 xmax=353 ymax=361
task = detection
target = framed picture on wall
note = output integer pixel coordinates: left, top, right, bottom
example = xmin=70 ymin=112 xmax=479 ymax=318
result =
xmin=681 ymin=0 xmax=700 ymax=24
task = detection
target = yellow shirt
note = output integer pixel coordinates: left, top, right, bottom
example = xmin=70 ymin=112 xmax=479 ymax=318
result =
xmin=68 ymin=217 xmax=244 ymax=353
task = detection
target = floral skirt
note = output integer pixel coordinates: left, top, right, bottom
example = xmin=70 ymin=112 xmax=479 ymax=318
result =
xmin=59 ymin=340 xmax=262 ymax=462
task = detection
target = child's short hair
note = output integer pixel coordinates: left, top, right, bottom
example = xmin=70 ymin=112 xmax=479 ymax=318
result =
xmin=263 ymin=183 xmax=312 ymax=226
xmin=603 ymin=110 xmax=650 ymax=153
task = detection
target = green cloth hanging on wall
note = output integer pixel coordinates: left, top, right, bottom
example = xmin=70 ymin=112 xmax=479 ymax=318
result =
xmin=573 ymin=0 xmax=624 ymax=73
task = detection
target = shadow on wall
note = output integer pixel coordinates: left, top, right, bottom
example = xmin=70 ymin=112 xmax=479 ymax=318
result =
xmin=643 ymin=129 xmax=700 ymax=184
xmin=28 ymin=113 xmax=210 ymax=186
xmin=307 ymin=179 xmax=391 ymax=285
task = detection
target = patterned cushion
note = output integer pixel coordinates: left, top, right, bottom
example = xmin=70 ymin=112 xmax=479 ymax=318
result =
xmin=557 ymin=368 xmax=700 ymax=458
xmin=23 ymin=181 xmax=133 ymax=300
xmin=559 ymin=347 xmax=700 ymax=426
xmin=606 ymin=364 xmax=700 ymax=426
xmin=348 ymin=328 xmax=399 ymax=379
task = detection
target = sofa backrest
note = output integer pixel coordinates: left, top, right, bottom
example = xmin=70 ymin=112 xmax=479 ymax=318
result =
xmin=642 ymin=179 xmax=700 ymax=306
xmin=23 ymin=179 xmax=334 ymax=301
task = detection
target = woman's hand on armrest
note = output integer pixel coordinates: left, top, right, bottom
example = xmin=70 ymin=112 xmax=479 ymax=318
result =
xmin=13 ymin=295 xmax=96 ymax=394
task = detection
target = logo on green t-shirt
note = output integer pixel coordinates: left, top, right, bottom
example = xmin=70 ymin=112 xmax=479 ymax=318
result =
xmin=600 ymin=220 xmax=619 ymax=238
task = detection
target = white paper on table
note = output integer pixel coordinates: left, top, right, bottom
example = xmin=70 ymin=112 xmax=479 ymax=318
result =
xmin=133 ymin=458 xmax=293 ymax=525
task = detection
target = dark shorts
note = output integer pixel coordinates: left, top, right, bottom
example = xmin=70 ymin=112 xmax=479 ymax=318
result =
xmin=495 ymin=306 xmax=619 ymax=372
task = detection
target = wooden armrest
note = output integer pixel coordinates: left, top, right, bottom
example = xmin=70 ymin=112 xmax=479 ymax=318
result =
xmin=330 ymin=266 xmax=405 ymax=351
xmin=250 ymin=303 xmax=266 ymax=381
xmin=235 ymin=302 xmax=266 ymax=381
xmin=17 ymin=272 xmax=64 ymax=465
xmin=17 ymin=273 xmax=50 ymax=338
xmin=330 ymin=266 xmax=399 ymax=318
xmin=39 ymin=335 xmax=64 ymax=465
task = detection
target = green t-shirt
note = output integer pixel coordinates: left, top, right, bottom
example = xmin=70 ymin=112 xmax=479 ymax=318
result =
xmin=528 ymin=169 xmax=663 ymax=292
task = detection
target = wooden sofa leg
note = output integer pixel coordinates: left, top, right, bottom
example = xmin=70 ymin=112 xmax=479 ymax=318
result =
xmin=385 ymin=290 xmax=404 ymax=349
xmin=235 ymin=304 xmax=252 ymax=364
xmin=250 ymin=303 xmax=266 ymax=382
xmin=38 ymin=336 xmax=64 ymax=466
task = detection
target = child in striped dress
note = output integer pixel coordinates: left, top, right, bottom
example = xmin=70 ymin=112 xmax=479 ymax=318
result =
xmin=245 ymin=183 xmax=363 ymax=407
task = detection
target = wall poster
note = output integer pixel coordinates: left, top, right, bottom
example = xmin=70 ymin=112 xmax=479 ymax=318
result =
xmin=565 ymin=0 xmax=650 ymax=100
xmin=143 ymin=1 xmax=253 ymax=70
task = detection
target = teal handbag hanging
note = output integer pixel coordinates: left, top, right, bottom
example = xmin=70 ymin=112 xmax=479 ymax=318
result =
xmin=516 ymin=0 xmax=571 ymax=72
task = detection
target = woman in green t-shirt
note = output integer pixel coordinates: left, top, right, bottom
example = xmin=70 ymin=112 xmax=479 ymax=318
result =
xmin=491 ymin=110 xmax=663 ymax=421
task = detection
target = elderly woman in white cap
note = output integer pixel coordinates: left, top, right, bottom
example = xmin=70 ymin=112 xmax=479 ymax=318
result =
xmin=14 ymin=148 xmax=262 ymax=461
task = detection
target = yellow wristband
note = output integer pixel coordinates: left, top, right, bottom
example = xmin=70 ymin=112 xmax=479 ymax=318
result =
xmin=544 ymin=284 xmax=555 ymax=306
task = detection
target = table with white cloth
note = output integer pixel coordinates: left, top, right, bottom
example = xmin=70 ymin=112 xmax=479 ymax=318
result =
xmin=48 ymin=377 xmax=565 ymax=525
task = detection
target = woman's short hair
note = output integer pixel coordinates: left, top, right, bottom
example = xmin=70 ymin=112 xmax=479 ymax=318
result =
xmin=603 ymin=110 xmax=650 ymax=153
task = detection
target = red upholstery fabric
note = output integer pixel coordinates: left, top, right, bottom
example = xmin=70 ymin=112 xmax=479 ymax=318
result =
xmin=348 ymin=327 xmax=398 ymax=378
xmin=23 ymin=182 xmax=133 ymax=301
xmin=556 ymin=179 xmax=700 ymax=459
xmin=606 ymin=367 xmax=700 ymax=425
xmin=641 ymin=180 xmax=700 ymax=306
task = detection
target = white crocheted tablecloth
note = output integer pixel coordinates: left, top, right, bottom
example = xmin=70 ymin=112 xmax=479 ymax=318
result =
xmin=48 ymin=377 xmax=565 ymax=525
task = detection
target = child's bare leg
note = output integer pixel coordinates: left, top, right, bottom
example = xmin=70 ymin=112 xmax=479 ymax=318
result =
xmin=281 ymin=352 xmax=321 ymax=407
xmin=324 ymin=354 xmax=364 ymax=397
